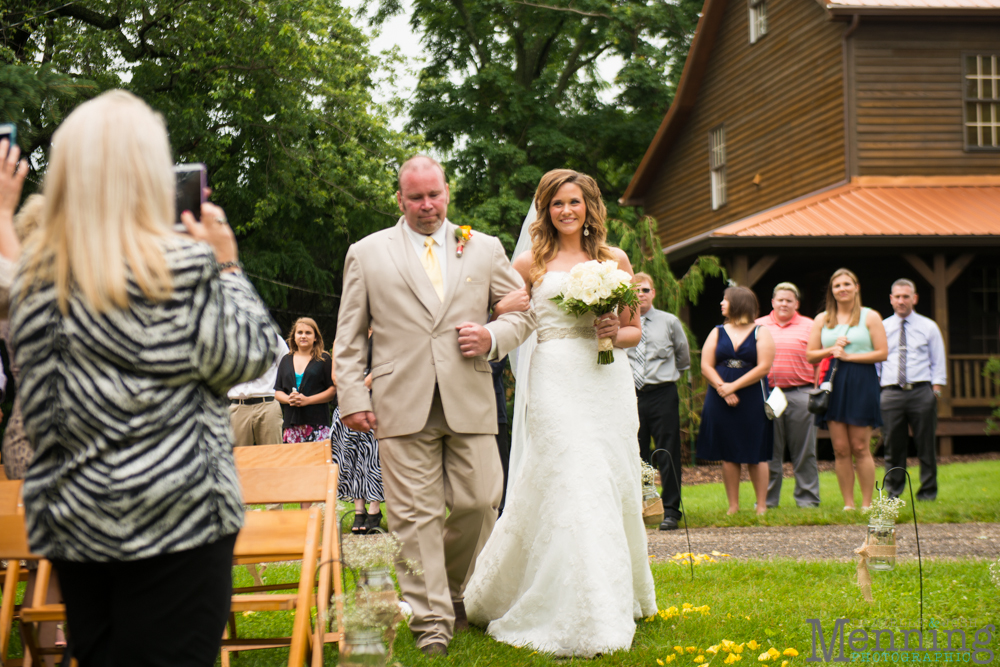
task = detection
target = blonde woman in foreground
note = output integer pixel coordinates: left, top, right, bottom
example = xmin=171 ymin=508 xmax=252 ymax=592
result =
xmin=10 ymin=90 xmax=277 ymax=666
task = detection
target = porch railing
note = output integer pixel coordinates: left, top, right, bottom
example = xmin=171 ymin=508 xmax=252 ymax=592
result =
xmin=948 ymin=354 xmax=999 ymax=407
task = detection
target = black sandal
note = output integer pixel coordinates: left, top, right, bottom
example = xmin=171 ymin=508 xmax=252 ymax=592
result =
xmin=351 ymin=512 xmax=367 ymax=535
xmin=363 ymin=511 xmax=383 ymax=534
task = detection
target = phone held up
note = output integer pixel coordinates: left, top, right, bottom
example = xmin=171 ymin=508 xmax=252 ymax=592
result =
xmin=174 ymin=163 xmax=207 ymax=233
xmin=0 ymin=124 xmax=16 ymax=158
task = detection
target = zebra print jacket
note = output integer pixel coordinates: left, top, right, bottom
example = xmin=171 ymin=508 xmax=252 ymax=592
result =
xmin=9 ymin=239 xmax=277 ymax=562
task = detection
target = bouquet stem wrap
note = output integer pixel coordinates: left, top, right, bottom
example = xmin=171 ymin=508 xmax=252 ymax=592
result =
xmin=598 ymin=336 xmax=615 ymax=364
xmin=550 ymin=260 xmax=640 ymax=366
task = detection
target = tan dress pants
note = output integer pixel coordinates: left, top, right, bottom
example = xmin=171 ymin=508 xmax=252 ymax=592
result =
xmin=379 ymin=390 xmax=502 ymax=648
xmin=229 ymin=399 xmax=283 ymax=447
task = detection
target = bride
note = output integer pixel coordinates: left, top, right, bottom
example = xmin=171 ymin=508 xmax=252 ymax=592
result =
xmin=465 ymin=169 xmax=658 ymax=657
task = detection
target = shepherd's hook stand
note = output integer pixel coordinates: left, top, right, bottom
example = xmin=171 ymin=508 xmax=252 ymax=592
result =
xmin=651 ymin=448 xmax=695 ymax=581
xmin=880 ymin=466 xmax=924 ymax=631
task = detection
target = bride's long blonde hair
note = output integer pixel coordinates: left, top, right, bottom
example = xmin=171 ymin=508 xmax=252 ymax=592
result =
xmin=528 ymin=169 xmax=615 ymax=286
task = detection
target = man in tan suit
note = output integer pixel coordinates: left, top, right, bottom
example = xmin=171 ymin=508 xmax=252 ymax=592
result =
xmin=335 ymin=155 xmax=534 ymax=656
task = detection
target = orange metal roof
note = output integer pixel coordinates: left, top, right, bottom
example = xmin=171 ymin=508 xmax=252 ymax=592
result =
xmin=714 ymin=177 xmax=1000 ymax=238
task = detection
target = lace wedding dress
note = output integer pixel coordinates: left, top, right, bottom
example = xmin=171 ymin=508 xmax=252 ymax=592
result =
xmin=465 ymin=271 xmax=658 ymax=657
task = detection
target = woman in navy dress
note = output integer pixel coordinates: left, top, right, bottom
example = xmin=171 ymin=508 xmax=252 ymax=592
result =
xmin=697 ymin=286 xmax=775 ymax=515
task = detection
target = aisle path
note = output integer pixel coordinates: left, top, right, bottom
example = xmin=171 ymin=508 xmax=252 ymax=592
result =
xmin=646 ymin=522 xmax=1000 ymax=561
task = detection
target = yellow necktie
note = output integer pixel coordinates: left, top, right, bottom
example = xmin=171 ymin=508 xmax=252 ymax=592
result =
xmin=422 ymin=236 xmax=444 ymax=300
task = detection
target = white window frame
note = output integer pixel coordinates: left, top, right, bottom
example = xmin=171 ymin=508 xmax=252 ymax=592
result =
xmin=964 ymin=53 xmax=1000 ymax=151
xmin=709 ymin=125 xmax=727 ymax=211
xmin=749 ymin=0 xmax=768 ymax=44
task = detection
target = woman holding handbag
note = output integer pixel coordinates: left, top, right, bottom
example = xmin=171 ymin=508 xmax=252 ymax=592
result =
xmin=807 ymin=268 xmax=887 ymax=511
xmin=696 ymin=286 xmax=775 ymax=516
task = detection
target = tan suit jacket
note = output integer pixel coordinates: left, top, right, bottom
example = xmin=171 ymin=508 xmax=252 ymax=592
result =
xmin=335 ymin=219 xmax=535 ymax=439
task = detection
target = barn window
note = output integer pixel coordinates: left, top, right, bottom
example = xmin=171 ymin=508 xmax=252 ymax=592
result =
xmin=749 ymin=0 xmax=768 ymax=44
xmin=709 ymin=125 xmax=727 ymax=210
xmin=964 ymin=54 xmax=1000 ymax=150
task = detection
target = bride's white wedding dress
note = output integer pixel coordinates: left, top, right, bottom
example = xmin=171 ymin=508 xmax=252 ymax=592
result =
xmin=465 ymin=271 xmax=658 ymax=657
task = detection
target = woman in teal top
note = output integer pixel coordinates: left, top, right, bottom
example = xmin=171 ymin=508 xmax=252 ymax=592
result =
xmin=807 ymin=268 xmax=888 ymax=511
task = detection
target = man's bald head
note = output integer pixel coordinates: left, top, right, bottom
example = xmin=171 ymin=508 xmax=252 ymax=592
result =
xmin=397 ymin=155 xmax=447 ymax=190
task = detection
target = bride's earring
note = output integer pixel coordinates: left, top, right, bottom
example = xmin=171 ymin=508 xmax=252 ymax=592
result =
xmin=583 ymin=223 xmax=590 ymax=237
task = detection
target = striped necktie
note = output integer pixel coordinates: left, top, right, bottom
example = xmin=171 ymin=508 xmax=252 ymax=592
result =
xmin=897 ymin=319 xmax=907 ymax=387
xmin=633 ymin=317 xmax=647 ymax=389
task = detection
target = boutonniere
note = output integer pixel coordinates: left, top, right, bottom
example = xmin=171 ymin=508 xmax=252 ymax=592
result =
xmin=455 ymin=225 xmax=473 ymax=257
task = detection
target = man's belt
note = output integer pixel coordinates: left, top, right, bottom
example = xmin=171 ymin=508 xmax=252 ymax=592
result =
xmin=636 ymin=381 xmax=675 ymax=394
xmin=231 ymin=396 xmax=276 ymax=405
xmin=882 ymin=382 xmax=930 ymax=391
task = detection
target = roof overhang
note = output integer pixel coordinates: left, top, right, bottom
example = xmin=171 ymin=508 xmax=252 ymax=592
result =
xmin=619 ymin=0 xmax=726 ymax=207
xmin=663 ymin=176 xmax=1000 ymax=261
xmin=822 ymin=1 xmax=1000 ymax=18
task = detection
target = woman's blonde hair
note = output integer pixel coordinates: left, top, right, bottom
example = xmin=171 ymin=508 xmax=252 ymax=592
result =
xmin=19 ymin=90 xmax=175 ymax=314
xmin=824 ymin=268 xmax=862 ymax=328
xmin=528 ymin=169 xmax=616 ymax=286
xmin=288 ymin=317 xmax=324 ymax=361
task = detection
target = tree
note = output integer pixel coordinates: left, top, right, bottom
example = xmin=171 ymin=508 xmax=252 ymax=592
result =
xmin=1 ymin=0 xmax=417 ymax=338
xmin=362 ymin=0 xmax=702 ymax=248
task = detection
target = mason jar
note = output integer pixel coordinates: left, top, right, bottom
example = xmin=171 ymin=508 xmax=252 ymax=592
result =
xmin=642 ymin=483 xmax=664 ymax=528
xmin=866 ymin=520 xmax=897 ymax=571
xmin=341 ymin=628 xmax=387 ymax=667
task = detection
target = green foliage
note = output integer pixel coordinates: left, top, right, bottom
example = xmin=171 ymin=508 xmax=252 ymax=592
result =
xmin=608 ymin=213 xmax=726 ymax=453
xmin=1 ymin=0 xmax=419 ymax=337
xmin=361 ymin=0 xmax=703 ymax=247
xmin=985 ymin=357 xmax=1000 ymax=434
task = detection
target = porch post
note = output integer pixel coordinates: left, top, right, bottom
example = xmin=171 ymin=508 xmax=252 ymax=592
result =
xmin=902 ymin=252 xmax=975 ymax=457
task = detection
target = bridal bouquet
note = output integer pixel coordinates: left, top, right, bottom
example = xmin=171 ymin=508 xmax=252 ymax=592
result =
xmin=550 ymin=259 xmax=640 ymax=364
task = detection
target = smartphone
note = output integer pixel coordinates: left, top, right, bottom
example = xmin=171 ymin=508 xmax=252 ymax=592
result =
xmin=0 ymin=124 xmax=16 ymax=158
xmin=174 ymin=163 xmax=207 ymax=232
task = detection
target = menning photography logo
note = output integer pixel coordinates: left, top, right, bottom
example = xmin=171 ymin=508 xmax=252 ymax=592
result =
xmin=805 ymin=618 xmax=995 ymax=664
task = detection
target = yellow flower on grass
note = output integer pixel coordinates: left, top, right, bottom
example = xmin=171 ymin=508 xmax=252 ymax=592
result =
xmin=758 ymin=652 xmax=772 ymax=662
xmin=664 ymin=655 xmax=677 ymax=663
xmin=657 ymin=660 xmax=665 ymax=666
xmin=724 ymin=653 xmax=743 ymax=665
xmin=674 ymin=646 xmax=684 ymax=654
xmin=781 ymin=662 xmax=789 ymax=667
xmin=682 ymin=603 xmax=693 ymax=609
xmin=707 ymin=645 xmax=720 ymax=655
xmin=721 ymin=639 xmax=735 ymax=649
xmin=694 ymin=656 xmax=706 ymax=664
xmin=748 ymin=640 xmax=761 ymax=650
xmin=783 ymin=648 xmax=799 ymax=657
xmin=686 ymin=647 xmax=698 ymax=654
xmin=767 ymin=648 xmax=781 ymax=659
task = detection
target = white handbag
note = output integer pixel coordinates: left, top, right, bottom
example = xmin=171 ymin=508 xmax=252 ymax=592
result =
xmin=762 ymin=382 xmax=787 ymax=420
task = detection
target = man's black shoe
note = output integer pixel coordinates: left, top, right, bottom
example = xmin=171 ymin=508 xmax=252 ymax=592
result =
xmin=659 ymin=517 xmax=679 ymax=531
xmin=420 ymin=642 xmax=449 ymax=657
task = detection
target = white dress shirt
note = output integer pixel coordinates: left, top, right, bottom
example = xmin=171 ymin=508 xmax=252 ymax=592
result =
xmin=881 ymin=311 xmax=947 ymax=387
xmin=401 ymin=217 xmax=498 ymax=358
xmin=228 ymin=332 xmax=290 ymax=399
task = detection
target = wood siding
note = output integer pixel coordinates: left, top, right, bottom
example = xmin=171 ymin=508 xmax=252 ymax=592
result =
xmin=852 ymin=24 xmax=1000 ymax=175
xmin=644 ymin=0 xmax=846 ymax=249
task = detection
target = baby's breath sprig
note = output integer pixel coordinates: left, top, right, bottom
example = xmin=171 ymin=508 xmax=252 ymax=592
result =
xmin=342 ymin=532 xmax=422 ymax=575
xmin=864 ymin=491 xmax=906 ymax=525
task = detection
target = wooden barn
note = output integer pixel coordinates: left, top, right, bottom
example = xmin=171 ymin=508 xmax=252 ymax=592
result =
xmin=621 ymin=0 xmax=1000 ymax=453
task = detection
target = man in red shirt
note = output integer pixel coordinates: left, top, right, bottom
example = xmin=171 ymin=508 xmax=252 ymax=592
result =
xmin=755 ymin=282 xmax=820 ymax=508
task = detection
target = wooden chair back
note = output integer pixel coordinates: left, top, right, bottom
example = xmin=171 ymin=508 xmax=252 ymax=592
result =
xmin=233 ymin=441 xmax=331 ymax=469
xmin=228 ymin=508 xmax=322 ymax=667
xmin=0 ymin=513 xmax=40 ymax=665
xmin=0 ymin=480 xmax=24 ymax=515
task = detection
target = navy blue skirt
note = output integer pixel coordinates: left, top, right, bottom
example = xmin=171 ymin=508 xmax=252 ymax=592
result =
xmin=815 ymin=361 xmax=882 ymax=429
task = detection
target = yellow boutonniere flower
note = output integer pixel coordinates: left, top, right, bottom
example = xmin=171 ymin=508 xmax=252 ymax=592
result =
xmin=455 ymin=225 xmax=472 ymax=256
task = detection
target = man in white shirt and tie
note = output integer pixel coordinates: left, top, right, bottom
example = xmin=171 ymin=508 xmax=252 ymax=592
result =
xmin=880 ymin=279 xmax=946 ymax=501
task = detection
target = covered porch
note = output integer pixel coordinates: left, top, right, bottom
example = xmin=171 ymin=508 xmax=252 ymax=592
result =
xmin=665 ymin=176 xmax=1000 ymax=454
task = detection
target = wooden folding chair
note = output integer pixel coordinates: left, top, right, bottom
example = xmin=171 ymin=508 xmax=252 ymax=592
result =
xmin=233 ymin=441 xmax=331 ymax=469
xmin=0 ymin=481 xmax=28 ymax=667
xmin=226 ymin=508 xmax=322 ymax=667
xmin=228 ymin=458 xmax=344 ymax=667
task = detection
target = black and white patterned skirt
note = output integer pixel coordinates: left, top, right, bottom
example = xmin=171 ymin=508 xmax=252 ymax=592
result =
xmin=330 ymin=407 xmax=385 ymax=502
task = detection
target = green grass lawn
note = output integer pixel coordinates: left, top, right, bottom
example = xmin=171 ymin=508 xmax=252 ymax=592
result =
xmin=219 ymin=559 xmax=1000 ymax=666
xmin=674 ymin=460 xmax=1000 ymax=528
